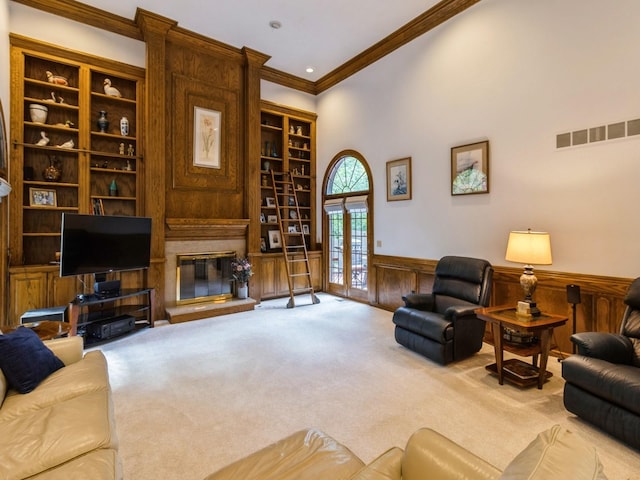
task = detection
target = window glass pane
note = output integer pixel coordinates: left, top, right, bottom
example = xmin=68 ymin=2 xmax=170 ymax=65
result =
xmin=329 ymin=213 xmax=343 ymax=284
xmin=350 ymin=211 xmax=368 ymax=290
xmin=326 ymin=156 xmax=369 ymax=194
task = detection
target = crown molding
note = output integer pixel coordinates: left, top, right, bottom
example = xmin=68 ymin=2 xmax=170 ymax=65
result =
xmin=11 ymin=0 xmax=143 ymax=41
xmin=12 ymin=0 xmax=481 ymax=95
xmin=261 ymin=66 xmax=317 ymax=96
xmin=315 ymin=0 xmax=481 ymax=93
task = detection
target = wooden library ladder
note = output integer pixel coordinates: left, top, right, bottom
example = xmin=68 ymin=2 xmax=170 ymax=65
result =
xmin=270 ymin=170 xmax=320 ymax=308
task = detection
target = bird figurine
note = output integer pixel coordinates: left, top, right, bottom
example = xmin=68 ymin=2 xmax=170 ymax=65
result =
xmin=43 ymin=92 xmax=57 ymax=103
xmin=35 ymin=131 xmax=50 ymax=146
xmin=103 ymin=78 xmax=122 ymax=97
xmin=45 ymin=71 xmax=68 ymax=86
xmin=56 ymin=139 xmax=75 ymax=149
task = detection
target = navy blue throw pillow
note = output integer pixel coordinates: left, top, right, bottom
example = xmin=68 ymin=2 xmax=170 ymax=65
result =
xmin=0 ymin=327 xmax=65 ymax=394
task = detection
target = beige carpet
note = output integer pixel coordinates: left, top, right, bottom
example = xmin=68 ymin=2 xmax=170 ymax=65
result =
xmin=93 ymin=294 xmax=640 ymax=479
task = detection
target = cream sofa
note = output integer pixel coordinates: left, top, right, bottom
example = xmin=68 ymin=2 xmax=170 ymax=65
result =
xmin=0 ymin=335 xmax=121 ymax=480
xmin=204 ymin=425 xmax=607 ymax=480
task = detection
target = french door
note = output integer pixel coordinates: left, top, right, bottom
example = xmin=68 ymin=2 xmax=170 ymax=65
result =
xmin=323 ymin=151 xmax=372 ymax=302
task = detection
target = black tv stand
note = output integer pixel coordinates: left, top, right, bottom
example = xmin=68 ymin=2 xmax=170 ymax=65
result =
xmin=69 ymin=288 xmax=155 ymax=345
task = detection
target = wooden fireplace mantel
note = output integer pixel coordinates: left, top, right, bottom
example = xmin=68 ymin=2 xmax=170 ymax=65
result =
xmin=165 ymin=218 xmax=250 ymax=240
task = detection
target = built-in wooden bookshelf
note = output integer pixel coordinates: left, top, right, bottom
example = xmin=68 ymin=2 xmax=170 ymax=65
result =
xmin=7 ymin=35 xmax=145 ymax=324
xmin=255 ymin=101 xmax=320 ymax=300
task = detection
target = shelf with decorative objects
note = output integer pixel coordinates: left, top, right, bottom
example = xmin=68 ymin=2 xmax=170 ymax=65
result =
xmin=9 ymin=36 xmax=145 ymax=268
xmin=7 ymin=35 xmax=145 ymax=324
xmin=253 ymin=101 xmax=320 ymax=301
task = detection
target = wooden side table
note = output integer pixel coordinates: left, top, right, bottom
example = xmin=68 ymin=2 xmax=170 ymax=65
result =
xmin=475 ymin=305 xmax=568 ymax=389
xmin=3 ymin=321 xmax=70 ymax=341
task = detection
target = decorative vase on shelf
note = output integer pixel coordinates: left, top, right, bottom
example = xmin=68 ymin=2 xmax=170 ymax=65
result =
xmin=43 ymin=156 xmax=61 ymax=182
xmin=97 ymin=110 xmax=109 ymax=133
xmin=120 ymin=116 xmax=129 ymax=136
xmin=237 ymin=283 xmax=248 ymax=299
xmin=109 ymin=179 xmax=118 ymax=197
xmin=29 ymin=104 xmax=48 ymax=124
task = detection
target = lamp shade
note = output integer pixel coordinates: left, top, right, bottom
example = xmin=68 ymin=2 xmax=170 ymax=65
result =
xmin=505 ymin=230 xmax=552 ymax=265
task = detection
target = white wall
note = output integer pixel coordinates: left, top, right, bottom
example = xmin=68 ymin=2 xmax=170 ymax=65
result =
xmin=9 ymin=3 xmax=144 ymax=67
xmin=261 ymin=80 xmax=317 ymax=114
xmin=9 ymin=1 xmax=640 ymax=278
xmin=316 ymin=0 xmax=640 ymax=278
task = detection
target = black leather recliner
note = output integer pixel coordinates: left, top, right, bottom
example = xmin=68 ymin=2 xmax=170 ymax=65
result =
xmin=392 ymin=256 xmax=493 ymax=365
xmin=562 ymin=277 xmax=640 ymax=450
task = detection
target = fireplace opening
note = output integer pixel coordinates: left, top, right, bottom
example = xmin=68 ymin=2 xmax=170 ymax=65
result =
xmin=176 ymin=251 xmax=235 ymax=305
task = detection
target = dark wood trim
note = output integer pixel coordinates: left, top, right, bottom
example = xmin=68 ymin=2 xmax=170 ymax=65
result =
xmin=11 ymin=0 xmax=143 ymax=41
xmin=165 ymin=218 xmax=250 ymax=240
xmin=314 ymin=0 xmax=482 ymax=93
xmin=14 ymin=0 xmax=481 ymax=96
xmin=261 ymin=66 xmax=317 ymax=96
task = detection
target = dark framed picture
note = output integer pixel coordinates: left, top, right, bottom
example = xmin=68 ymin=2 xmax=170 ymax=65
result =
xmin=29 ymin=188 xmax=57 ymax=207
xmin=268 ymin=230 xmax=282 ymax=249
xmin=265 ymin=197 xmax=276 ymax=207
xmin=302 ymin=224 xmax=310 ymax=235
xmin=387 ymin=157 xmax=411 ymax=201
xmin=451 ymin=140 xmax=489 ymax=195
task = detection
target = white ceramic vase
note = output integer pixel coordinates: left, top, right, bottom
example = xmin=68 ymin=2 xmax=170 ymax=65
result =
xmin=237 ymin=283 xmax=248 ymax=299
xmin=29 ymin=104 xmax=48 ymax=124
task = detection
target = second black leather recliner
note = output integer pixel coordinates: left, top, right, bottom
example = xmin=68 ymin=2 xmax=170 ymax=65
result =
xmin=392 ymin=256 xmax=493 ymax=365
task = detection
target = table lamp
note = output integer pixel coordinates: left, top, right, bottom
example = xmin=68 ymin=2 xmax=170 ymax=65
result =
xmin=505 ymin=229 xmax=552 ymax=316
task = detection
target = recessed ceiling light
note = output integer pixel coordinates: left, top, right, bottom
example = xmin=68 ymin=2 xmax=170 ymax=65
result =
xmin=306 ymin=67 xmax=314 ymax=73
xmin=269 ymin=20 xmax=282 ymax=29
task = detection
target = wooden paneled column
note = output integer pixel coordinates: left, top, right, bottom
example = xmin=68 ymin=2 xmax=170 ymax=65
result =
xmin=242 ymin=48 xmax=270 ymax=302
xmin=135 ymin=9 xmax=176 ymax=320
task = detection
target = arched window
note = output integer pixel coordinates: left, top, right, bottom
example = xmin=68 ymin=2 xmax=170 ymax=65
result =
xmin=322 ymin=151 xmax=372 ymax=301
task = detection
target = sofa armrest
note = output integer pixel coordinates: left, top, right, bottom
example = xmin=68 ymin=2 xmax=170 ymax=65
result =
xmin=44 ymin=336 xmax=84 ymax=366
xmin=349 ymin=447 xmax=403 ymax=480
xmin=401 ymin=294 xmax=434 ymax=311
xmin=401 ymin=429 xmax=501 ymax=480
xmin=571 ymin=332 xmax=633 ymax=364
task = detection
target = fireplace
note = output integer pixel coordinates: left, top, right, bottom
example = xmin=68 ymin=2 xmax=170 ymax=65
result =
xmin=176 ymin=251 xmax=235 ymax=305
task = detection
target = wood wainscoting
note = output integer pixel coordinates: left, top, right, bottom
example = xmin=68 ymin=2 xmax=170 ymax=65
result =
xmin=370 ymin=254 xmax=633 ymax=356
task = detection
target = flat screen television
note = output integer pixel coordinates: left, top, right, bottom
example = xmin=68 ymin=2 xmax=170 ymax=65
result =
xmin=60 ymin=213 xmax=152 ymax=278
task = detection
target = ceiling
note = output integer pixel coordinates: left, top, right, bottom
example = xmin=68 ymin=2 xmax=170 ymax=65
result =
xmin=74 ymin=0 xmax=443 ymax=82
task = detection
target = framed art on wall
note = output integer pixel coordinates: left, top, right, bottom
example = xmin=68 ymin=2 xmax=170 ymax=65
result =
xmin=451 ymin=140 xmax=489 ymax=195
xmin=193 ymin=106 xmax=221 ymax=169
xmin=387 ymin=157 xmax=411 ymax=201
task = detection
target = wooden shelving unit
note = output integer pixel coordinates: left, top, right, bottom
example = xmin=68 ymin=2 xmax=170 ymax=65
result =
xmin=7 ymin=35 xmax=145 ymax=324
xmin=255 ymin=101 xmax=320 ymax=300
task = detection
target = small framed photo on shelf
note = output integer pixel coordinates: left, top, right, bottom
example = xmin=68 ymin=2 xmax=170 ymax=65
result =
xmin=260 ymin=237 xmax=267 ymax=252
xmin=265 ymin=197 xmax=276 ymax=207
xmin=29 ymin=188 xmax=57 ymax=207
xmin=267 ymin=214 xmax=277 ymax=224
xmin=302 ymin=224 xmax=310 ymax=235
xmin=287 ymin=226 xmax=297 ymax=233
xmin=268 ymin=230 xmax=282 ymax=249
